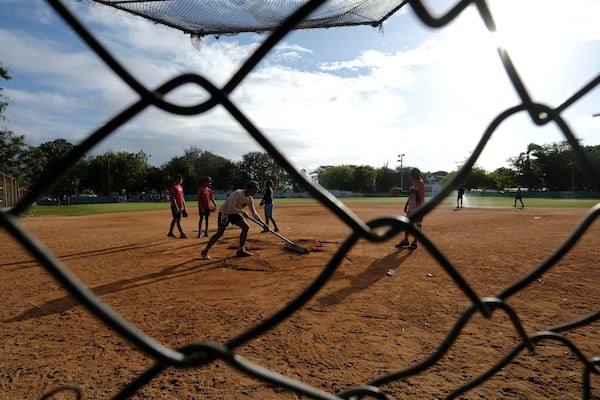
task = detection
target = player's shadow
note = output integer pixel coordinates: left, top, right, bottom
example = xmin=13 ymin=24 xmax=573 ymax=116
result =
xmin=1 ymin=239 xmax=169 ymax=270
xmin=317 ymin=250 xmax=413 ymax=307
xmin=3 ymin=255 xmax=216 ymax=323
xmin=3 ymin=233 xmax=252 ymax=323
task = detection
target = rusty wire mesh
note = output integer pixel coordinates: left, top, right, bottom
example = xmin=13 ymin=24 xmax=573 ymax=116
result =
xmin=2 ymin=0 xmax=600 ymax=399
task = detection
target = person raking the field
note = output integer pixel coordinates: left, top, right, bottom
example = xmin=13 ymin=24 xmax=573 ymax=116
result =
xmin=167 ymin=175 xmax=188 ymax=238
xmin=390 ymin=167 xmax=425 ymax=250
xmin=197 ymin=176 xmax=217 ymax=237
xmin=259 ymin=178 xmax=279 ymax=232
xmin=200 ymin=180 xmax=268 ymax=259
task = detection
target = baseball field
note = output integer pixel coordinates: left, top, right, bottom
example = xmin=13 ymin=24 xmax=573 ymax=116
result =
xmin=2 ymin=201 xmax=599 ymax=399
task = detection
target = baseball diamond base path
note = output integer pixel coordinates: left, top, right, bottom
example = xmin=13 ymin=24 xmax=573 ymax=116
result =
xmin=2 ymin=203 xmax=599 ymax=399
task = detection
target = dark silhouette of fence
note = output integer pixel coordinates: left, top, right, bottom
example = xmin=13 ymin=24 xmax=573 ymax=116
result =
xmin=2 ymin=1 xmax=599 ymax=399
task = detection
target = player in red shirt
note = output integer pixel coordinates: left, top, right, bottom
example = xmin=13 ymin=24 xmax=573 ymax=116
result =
xmin=197 ymin=176 xmax=217 ymax=237
xmin=396 ymin=167 xmax=425 ymax=250
xmin=167 ymin=175 xmax=187 ymax=238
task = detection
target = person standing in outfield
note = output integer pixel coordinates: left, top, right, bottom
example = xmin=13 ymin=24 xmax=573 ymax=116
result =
xmin=167 ymin=175 xmax=188 ymax=238
xmin=396 ymin=167 xmax=425 ymax=250
xmin=197 ymin=176 xmax=217 ymax=237
xmin=457 ymin=184 xmax=465 ymax=208
xmin=200 ymin=180 xmax=268 ymax=259
xmin=259 ymin=179 xmax=279 ymax=232
xmin=514 ymin=187 xmax=525 ymax=208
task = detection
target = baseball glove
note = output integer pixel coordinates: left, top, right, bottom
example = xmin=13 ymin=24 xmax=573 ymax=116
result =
xmin=181 ymin=209 xmax=188 ymax=218
xmin=210 ymin=206 xmax=216 ymax=213
xmin=389 ymin=187 xmax=402 ymax=197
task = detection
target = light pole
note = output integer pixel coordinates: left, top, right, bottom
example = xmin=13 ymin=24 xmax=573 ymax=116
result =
xmin=107 ymin=156 xmax=111 ymax=195
xmin=397 ymin=153 xmax=405 ymax=190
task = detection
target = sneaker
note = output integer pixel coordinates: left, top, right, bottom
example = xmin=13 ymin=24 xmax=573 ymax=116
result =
xmin=197 ymin=234 xmax=201 ymax=238
xmin=204 ymin=232 xmax=209 ymax=237
xmin=395 ymin=239 xmax=409 ymax=248
xmin=408 ymin=241 xmax=418 ymax=250
xmin=167 ymin=232 xmax=176 ymax=238
xmin=200 ymin=249 xmax=210 ymax=260
xmin=274 ymin=228 xmax=279 ymax=232
xmin=236 ymin=248 xmax=253 ymax=257
xmin=180 ymin=233 xmax=188 ymax=239
xmin=261 ymin=227 xmax=269 ymax=233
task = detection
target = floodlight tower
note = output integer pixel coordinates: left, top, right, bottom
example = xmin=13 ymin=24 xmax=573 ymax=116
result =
xmin=398 ymin=153 xmax=405 ymax=190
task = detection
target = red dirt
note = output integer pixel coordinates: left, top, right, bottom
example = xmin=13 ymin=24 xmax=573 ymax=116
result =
xmin=2 ymin=203 xmax=599 ymax=399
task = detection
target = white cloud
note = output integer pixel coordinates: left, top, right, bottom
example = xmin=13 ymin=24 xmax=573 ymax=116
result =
xmin=1 ymin=0 xmax=598 ymax=175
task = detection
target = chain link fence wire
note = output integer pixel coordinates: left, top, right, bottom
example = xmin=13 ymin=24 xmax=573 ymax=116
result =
xmin=2 ymin=0 xmax=600 ymax=398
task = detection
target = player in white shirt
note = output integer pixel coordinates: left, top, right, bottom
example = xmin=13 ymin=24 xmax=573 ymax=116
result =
xmin=200 ymin=180 xmax=268 ymax=259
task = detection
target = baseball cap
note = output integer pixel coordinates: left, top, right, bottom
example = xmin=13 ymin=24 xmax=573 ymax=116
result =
xmin=246 ymin=180 xmax=260 ymax=191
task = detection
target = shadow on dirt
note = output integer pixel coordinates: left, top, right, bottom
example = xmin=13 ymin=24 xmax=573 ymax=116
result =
xmin=316 ymin=251 xmax=413 ymax=307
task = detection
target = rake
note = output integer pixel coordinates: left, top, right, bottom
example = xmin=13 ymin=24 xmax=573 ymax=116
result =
xmin=247 ymin=216 xmax=309 ymax=254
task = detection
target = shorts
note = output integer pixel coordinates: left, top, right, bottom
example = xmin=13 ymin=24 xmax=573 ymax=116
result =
xmin=217 ymin=212 xmax=243 ymax=227
xmin=171 ymin=204 xmax=182 ymax=219
xmin=264 ymin=203 xmax=274 ymax=218
xmin=407 ymin=209 xmax=423 ymax=223
xmin=199 ymin=208 xmax=211 ymax=217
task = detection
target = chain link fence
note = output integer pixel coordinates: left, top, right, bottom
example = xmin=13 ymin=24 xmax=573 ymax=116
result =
xmin=2 ymin=0 xmax=600 ymax=398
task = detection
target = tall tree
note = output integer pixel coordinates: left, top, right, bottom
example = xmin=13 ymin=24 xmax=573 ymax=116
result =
xmin=162 ymin=146 xmax=243 ymax=193
xmin=0 ymin=62 xmax=11 ymax=121
xmin=32 ymin=139 xmax=79 ymax=199
xmin=0 ymin=63 xmax=27 ymax=182
xmin=194 ymin=147 xmax=241 ymax=192
xmin=489 ymin=167 xmax=516 ymax=191
xmin=237 ymin=151 xmax=288 ymax=191
xmin=0 ymin=130 xmax=28 ymax=179
xmin=352 ymin=165 xmax=377 ymax=193
xmin=318 ymin=165 xmax=355 ymax=191
xmin=581 ymin=144 xmax=600 ymax=191
xmin=375 ymin=166 xmax=399 ymax=192
xmin=540 ymin=141 xmax=577 ymax=191
xmin=83 ymin=150 xmax=150 ymax=196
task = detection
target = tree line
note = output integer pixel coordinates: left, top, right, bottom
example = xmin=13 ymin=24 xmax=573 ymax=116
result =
xmin=2 ymin=63 xmax=599 ymax=198
xmin=0 ymin=133 xmax=297 ymax=198
xmin=2 ymin=131 xmax=598 ymax=199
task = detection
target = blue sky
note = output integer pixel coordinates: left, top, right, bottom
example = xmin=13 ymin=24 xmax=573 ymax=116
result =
xmin=1 ymin=0 xmax=599 ymax=174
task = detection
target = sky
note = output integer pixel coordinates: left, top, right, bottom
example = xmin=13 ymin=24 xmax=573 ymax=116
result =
xmin=1 ymin=0 xmax=599 ymax=175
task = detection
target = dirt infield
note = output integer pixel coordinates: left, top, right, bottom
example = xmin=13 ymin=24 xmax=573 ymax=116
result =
xmin=2 ymin=203 xmax=599 ymax=399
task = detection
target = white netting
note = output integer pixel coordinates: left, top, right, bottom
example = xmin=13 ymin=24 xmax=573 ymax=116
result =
xmin=88 ymin=0 xmax=408 ymax=36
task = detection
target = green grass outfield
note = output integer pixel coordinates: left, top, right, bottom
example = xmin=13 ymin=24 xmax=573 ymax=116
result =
xmin=24 ymin=196 xmax=599 ymax=217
